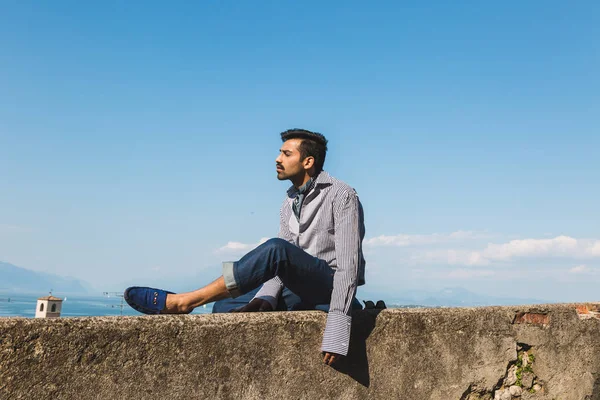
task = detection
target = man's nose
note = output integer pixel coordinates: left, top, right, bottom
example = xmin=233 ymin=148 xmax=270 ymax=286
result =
xmin=275 ymin=154 xmax=282 ymax=163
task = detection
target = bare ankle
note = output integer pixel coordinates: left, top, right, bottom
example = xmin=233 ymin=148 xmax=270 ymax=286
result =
xmin=165 ymin=294 xmax=193 ymax=314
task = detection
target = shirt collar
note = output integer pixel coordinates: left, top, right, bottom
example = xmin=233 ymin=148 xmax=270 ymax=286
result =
xmin=297 ymin=177 xmax=313 ymax=195
xmin=286 ymin=171 xmax=334 ymax=197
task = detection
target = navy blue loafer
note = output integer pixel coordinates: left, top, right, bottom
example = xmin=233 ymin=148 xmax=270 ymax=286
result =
xmin=124 ymin=286 xmax=175 ymax=314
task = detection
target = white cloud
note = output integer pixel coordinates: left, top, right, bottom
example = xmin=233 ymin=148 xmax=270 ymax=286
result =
xmin=587 ymin=241 xmax=600 ymax=257
xmin=481 ymin=235 xmax=581 ymax=260
xmin=447 ymin=269 xmax=495 ymax=279
xmin=569 ymin=265 xmax=589 ymax=274
xmin=215 ymin=237 xmax=270 ymax=254
xmin=448 ymin=236 xmax=600 ymax=267
xmin=365 ymin=230 xmax=488 ymax=247
xmin=408 ymin=235 xmax=600 ymax=267
xmin=369 ymin=233 xmax=600 ymax=270
xmin=568 ymin=265 xmax=597 ymax=275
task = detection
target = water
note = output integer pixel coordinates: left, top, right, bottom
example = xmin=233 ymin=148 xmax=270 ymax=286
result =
xmin=0 ymin=292 xmax=213 ymax=318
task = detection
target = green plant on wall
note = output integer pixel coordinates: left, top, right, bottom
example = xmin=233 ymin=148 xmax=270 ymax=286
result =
xmin=515 ymin=354 xmax=523 ymax=386
xmin=514 ymin=351 xmax=535 ymax=388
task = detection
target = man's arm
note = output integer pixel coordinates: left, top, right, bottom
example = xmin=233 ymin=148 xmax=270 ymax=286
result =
xmin=321 ymin=188 xmax=361 ymax=358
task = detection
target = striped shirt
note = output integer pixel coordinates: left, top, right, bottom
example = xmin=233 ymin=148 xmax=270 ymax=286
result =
xmin=253 ymin=171 xmax=366 ymax=356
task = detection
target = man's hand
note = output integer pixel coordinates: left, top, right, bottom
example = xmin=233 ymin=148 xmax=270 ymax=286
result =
xmin=323 ymin=352 xmax=342 ymax=366
xmin=231 ymin=298 xmax=274 ymax=313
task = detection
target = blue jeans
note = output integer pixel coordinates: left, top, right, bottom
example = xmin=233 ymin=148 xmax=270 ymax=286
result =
xmin=214 ymin=238 xmax=362 ymax=313
xmin=212 ymin=286 xmax=308 ymax=312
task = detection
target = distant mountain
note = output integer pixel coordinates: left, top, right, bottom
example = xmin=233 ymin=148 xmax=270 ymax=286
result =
xmin=357 ymin=286 xmax=546 ymax=308
xmin=0 ymin=261 xmax=91 ymax=294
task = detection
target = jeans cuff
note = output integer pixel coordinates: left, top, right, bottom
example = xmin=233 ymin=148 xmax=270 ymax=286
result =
xmin=222 ymin=261 xmax=242 ymax=298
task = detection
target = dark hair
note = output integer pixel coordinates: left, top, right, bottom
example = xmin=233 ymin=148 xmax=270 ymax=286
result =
xmin=280 ymin=129 xmax=328 ymax=173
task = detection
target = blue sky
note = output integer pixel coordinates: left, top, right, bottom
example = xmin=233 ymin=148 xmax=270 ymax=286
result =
xmin=1 ymin=1 xmax=598 ymax=301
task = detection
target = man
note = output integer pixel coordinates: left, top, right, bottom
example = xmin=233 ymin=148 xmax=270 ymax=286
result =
xmin=125 ymin=129 xmax=366 ymax=365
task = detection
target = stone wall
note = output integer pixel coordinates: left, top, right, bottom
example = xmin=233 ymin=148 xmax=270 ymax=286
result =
xmin=1 ymin=303 xmax=599 ymax=399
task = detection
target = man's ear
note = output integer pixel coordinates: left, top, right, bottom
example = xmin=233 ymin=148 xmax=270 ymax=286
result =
xmin=303 ymin=156 xmax=315 ymax=170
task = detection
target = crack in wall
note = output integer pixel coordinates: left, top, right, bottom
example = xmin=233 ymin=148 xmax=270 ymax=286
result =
xmin=461 ymin=342 xmax=544 ymax=400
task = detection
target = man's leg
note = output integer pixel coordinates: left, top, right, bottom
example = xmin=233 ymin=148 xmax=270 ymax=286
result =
xmin=212 ymin=287 xmax=259 ymax=313
xmin=164 ymin=276 xmax=229 ymax=313
xmin=224 ymin=238 xmax=333 ymax=306
xmin=163 ymin=238 xmax=333 ymax=313
xmin=212 ymin=286 xmax=303 ymax=313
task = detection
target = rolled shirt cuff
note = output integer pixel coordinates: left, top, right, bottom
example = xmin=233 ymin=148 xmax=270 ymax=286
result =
xmin=320 ymin=312 xmax=352 ymax=356
xmin=253 ymin=277 xmax=283 ymax=303
xmin=222 ymin=261 xmax=242 ymax=298
xmin=255 ymin=295 xmax=278 ymax=310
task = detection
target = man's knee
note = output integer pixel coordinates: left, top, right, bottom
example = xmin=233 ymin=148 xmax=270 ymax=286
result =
xmin=260 ymin=238 xmax=290 ymax=252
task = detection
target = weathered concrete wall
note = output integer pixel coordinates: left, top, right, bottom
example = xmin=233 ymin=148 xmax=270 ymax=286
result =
xmin=1 ymin=303 xmax=599 ymax=400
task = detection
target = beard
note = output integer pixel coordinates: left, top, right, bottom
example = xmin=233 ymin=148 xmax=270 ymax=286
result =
xmin=276 ymin=170 xmax=288 ymax=180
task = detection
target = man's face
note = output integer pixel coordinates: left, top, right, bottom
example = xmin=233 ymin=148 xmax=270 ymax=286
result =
xmin=275 ymin=139 xmax=307 ymax=181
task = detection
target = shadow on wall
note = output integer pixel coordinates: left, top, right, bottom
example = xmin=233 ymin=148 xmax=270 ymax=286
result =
xmin=332 ymin=308 xmax=384 ymax=387
xmin=589 ymin=375 xmax=600 ymax=400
